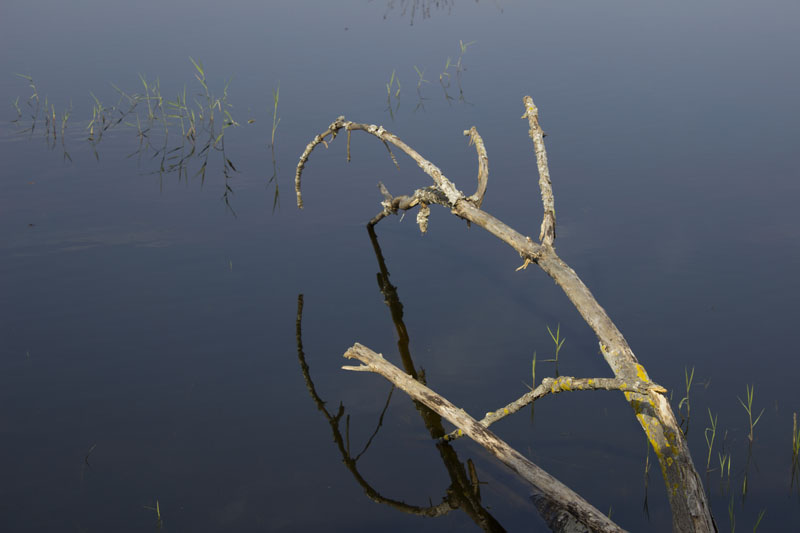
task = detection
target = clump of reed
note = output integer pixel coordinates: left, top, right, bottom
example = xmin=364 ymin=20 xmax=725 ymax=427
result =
xmin=12 ymin=74 xmax=73 ymax=160
xmin=12 ymin=59 xmax=256 ymax=211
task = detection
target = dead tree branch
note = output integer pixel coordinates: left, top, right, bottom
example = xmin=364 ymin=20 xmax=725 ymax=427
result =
xmin=295 ymin=96 xmax=716 ymax=532
xmin=522 ymin=96 xmax=556 ymax=245
xmin=343 ymin=343 xmax=628 ymax=533
xmin=443 ymin=376 xmax=667 ymax=442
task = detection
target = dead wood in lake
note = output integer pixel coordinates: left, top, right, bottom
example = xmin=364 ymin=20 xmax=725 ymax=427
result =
xmin=295 ymin=96 xmax=716 ymax=532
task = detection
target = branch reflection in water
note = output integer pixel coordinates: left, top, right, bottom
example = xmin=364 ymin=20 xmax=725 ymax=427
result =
xmin=294 ymin=224 xmax=505 ymax=531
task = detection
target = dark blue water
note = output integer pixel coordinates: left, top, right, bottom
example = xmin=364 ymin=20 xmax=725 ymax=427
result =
xmin=2 ymin=1 xmax=799 ymax=531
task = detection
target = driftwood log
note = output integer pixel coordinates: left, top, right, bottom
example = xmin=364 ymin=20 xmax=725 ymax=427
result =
xmin=295 ymin=96 xmax=716 ymax=532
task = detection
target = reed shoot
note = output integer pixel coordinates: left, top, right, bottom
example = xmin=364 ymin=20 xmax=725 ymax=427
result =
xmin=705 ymin=408 xmax=718 ymax=471
xmin=791 ymin=412 xmax=799 ymax=489
xmin=678 ymin=366 xmax=695 ymax=434
xmin=738 ymin=384 xmax=765 ymax=444
xmin=543 ymin=323 xmax=565 ymax=376
xmin=753 ymin=509 xmax=766 ymax=532
xmin=271 ymin=82 xmax=280 ymax=147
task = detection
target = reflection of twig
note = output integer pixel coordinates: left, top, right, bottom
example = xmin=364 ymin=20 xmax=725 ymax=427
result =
xmin=365 ymin=227 xmax=506 ymax=531
xmin=294 ymin=295 xmax=453 ymax=518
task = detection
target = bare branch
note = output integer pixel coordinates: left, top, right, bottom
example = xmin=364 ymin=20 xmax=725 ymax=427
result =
xmin=443 ymin=376 xmax=668 ymax=442
xmin=295 ymin=118 xmax=465 ymax=209
xmin=343 ymin=343 xmax=628 ymax=533
xmin=295 ymin=115 xmax=346 ymax=208
xmin=522 ymin=96 xmax=556 ymax=246
xmin=297 ymin=98 xmax=716 ymax=531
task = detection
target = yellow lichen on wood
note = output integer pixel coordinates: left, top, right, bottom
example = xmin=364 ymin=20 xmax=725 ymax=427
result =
xmin=635 ymin=363 xmax=650 ymax=382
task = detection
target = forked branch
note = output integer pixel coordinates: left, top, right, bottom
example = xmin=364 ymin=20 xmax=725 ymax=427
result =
xmin=343 ymin=343 xmax=627 ymax=533
xmin=296 ymin=96 xmax=715 ymax=532
xmin=443 ymin=375 xmax=667 ymax=442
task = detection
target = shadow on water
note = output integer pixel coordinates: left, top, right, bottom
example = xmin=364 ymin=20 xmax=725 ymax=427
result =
xmin=295 ymin=224 xmax=506 ymax=531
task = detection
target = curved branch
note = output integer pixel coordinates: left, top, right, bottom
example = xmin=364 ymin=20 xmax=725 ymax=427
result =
xmin=295 ymin=116 xmax=346 ymax=208
xmin=295 ymin=118 xmax=465 ymax=208
xmin=464 ymin=126 xmax=488 ymax=208
xmin=296 ymin=99 xmax=716 ymax=532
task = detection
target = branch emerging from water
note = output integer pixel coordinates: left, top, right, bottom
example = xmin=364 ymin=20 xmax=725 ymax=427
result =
xmin=343 ymin=343 xmax=628 ymax=533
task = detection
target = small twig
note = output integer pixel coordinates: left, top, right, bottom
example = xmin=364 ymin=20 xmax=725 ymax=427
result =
xmin=522 ymin=96 xmax=555 ymax=245
xmin=382 ymin=140 xmax=400 ymax=169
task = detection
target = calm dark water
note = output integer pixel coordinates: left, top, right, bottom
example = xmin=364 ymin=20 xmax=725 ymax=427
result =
xmin=2 ymin=1 xmax=799 ymax=531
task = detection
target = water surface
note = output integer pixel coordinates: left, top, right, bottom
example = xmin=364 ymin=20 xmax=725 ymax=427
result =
xmin=1 ymin=1 xmax=799 ymax=531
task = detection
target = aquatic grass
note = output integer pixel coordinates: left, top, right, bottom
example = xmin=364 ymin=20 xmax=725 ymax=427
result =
xmin=738 ymin=384 xmax=765 ymax=445
xmin=718 ymin=451 xmax=731 ymax=481
xmin=455 ymin=39 xmax=476 ymax=75
xmin=678 ymin=366 xmax=695 ymax=435
xmin=705 ymin=408 xmax=718 ymax=471
xmin=143 ymin=499 xmax=163 ymax=529
xmin=385 ymin=69 xmax=401 ymax=119
xmin=642 ymin=439 xmax=652 ymax=520
xmin=271 ymin=82 xmax=280 ymax=148
xmin=413 ymin=65 xmax=428 ymax=89
xmin=12 ymin=74 xmax=75 ymax=156
xmin=439 ymin=56 xmax=453 ymax=86
xmin=386 ymin=69 xmax=401 ymax=99
xmin=791 ymin=412 xmax=800 ymax=489
xmin=436 ymin=40 xmax=474 ymax=104
xmin=412 ymin=65 xmax=430 ymax=111
xmin=543 ymin=323 xmax=565 ymax=377
xmin=12 ymin=61 xmax=266 ymax=212
xmin=265 ymin=83 xmax=280 ymax=211
xmin=11 ymin=96 xmax=22 ymax=122
xmin=753 ymin=509 xmax=766 ymax=532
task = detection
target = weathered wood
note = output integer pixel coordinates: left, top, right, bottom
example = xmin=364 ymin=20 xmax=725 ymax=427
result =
xmin=295 ymin=96 xmax=717 ymax=532
xmin=343 ymin=343 xmax=628 ymax=533
xmin=443 ymin=376 xmax=667 ymax=443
